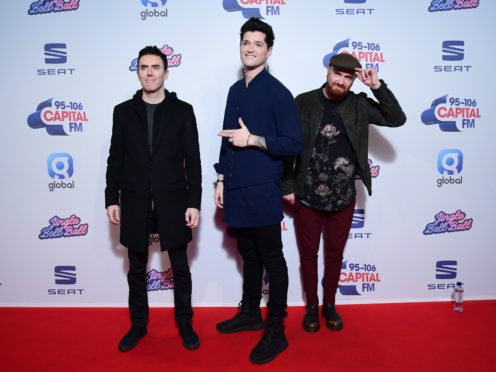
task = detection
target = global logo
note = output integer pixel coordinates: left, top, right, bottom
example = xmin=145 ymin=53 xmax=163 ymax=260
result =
xmin=129 ymin=43 xmax=181 ymax=71
xmin=28 ymin=0 xmax=80 ymax=16
xmin=434 ymin=40 xmax=472 ymax=73
xmin=336 ymin=0 xmax=375 ymax=15
xmin=38 ymin=43 xmax=75 ymax=76
xmin=27 ymin=98 xmax=88 ymax=136
xmin=423 ymin=210 xmax=473 ymax=235
xmin=421 ymin=94 xmax=480 ymax=132
xmin=349 ymin=209 xmax=372 ymax=240
xmin=427 ymin=260 xmax=458 ymax=290
xmin=39 ymin=215 xmax=89 ymax=240
xmin=147 ymin=268 xmax=174 ymax=291
xmin=338 ymin=260 xmax=381 ymax=296
xmin=223 ymin=0 xmax=287 ymax=19
xmin=428 ymin=0 xmax=479 ymax=13
xmin=323 ymin=38 xmax=385 ymax=71
xmin=437 ymin=149 xmax=463 ymax=188
xmin=48 ymin=265 xmax=85 ymax=295
xmin=47 ymin=153 xmax=75 ymax=192
xmin=140 ymin=0 xmax=168 ymax=20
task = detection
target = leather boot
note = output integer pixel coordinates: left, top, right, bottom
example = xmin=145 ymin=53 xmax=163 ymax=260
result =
xmin=322 ymin=303 xmax=343 ymax=331
xmin=249 ymin=319 xmax=288 ymax=364
xmin=303 ymin=305 xmax=320 ymax=332
xmin=216 ymin=300 xmax=264 ymax=334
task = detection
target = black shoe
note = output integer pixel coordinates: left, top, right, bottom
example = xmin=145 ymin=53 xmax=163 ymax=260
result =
xmin=179 ymin=324 xmax=200 ymax=350
xmin=118 ymin=326 xmax=147 ymax=352
xmin=303 ymin=305 xmax=320 ymax=333
xmin=216 ymin=302 xmax=264 ymax=334
xmin=322 ymin=303 xmax=343 ymax=331
xmin=249 ymin=320 xmax=288 ymax=364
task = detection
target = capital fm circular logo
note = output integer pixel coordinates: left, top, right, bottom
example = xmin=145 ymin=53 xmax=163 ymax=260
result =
xmin=28 ymin=0 xmax=80 ymax=16
xmin=223 ymin=0 xmax=287 ymax=18
xmin=421 ymin=94 xmax=481 ymax=132
xmin=129 ymin=43 xmax=182 ymax=71
xmin=27 ymin=98 xmax=88 ymax=136
xmin=323 ymin=38 xmax=385 ymax=71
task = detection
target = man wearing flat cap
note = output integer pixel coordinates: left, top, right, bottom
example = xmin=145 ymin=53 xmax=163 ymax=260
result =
xmin=282 ymin=53 xmax=406 ymax=333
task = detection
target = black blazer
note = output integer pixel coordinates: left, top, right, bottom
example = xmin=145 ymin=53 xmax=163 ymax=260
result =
xmin=105 ymin=89 xmax=202 ymax=251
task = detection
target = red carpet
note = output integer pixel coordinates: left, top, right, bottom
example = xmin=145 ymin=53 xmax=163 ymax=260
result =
xmin=1 ymin=302 xmax=495 ymax=371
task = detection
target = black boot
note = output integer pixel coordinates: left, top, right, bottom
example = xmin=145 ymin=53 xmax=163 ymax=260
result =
xmin=249 ymin=319 xmax=288 ymax=364
xmin=118 ymin=325 xmax=147 ymax=352
xmin=303 ymin=305 xmax=320 ymax=333
xmin=216 ymin=300 xmax=264 ymax=334
xmin=178 ymin=324 xmax=200 ymax=350
xmin=322 ymin=303 xmax=343 ymax=331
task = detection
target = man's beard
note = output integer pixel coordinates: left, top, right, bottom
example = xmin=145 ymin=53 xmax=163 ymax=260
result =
xmin=325 ymin=83 xmax=349 ymax=100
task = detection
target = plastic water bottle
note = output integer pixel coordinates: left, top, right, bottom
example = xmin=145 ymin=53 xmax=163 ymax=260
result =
xmin=452 ymin=282 xmax=464 ymax=313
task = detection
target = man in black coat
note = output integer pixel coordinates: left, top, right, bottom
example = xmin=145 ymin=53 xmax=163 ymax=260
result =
xmin=105 ymin=46 xmax=202 ymax=352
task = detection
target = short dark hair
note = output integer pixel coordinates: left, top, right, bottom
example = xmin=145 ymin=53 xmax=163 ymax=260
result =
xmin=138 ymin=45 xmax=168 ymax=70
xmin=240 ymin=17 xmax=274 ymax=48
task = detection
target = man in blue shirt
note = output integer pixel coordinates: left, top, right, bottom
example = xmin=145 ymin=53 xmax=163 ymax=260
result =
xmin=214 ymin=17 xmax=302 ymax=364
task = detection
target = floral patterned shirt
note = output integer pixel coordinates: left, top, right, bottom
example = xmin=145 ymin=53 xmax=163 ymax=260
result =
xmin=299 ymin=93 xmax=356 ymax=212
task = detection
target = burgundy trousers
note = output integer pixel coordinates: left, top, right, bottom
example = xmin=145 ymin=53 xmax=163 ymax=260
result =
xmin=294 ymin=199 xmax=355 ymax=306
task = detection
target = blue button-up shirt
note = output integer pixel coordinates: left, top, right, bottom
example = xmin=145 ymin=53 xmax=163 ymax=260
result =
xmin=214 ymin=69 xmax=303 ymax=227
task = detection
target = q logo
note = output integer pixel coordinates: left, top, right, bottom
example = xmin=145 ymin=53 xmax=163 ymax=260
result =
xmin=437 ymin=149 xmax=463 ymax=176
xmin=47 ymin=153 xmax=74 ymax=179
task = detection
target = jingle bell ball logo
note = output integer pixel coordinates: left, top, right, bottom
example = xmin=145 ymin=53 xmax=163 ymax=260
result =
xmin=147 ymin=268 xmax=174 ymax=291
xmin=223 ymin=0 xmax=287 ymax=18
xmin=129 ymin=44 xmax=182 ymax=71
xmin=421 ymin=95 xmax=480 ymax=132
xmin=27 ymin=98 xmax=88 ymax=136
xmin=28 ymin=0 xmax=80 ymax=15
xmin=423 ymin=210 xmax=473 ymax=235
xmin=428 ymin=0 xmax=479 ymax=12
xmin=338 ymin=260 xmax=381 ymax=296
xmin=140 ymin=0 xmax=168 ymax=21
xmin=323 ymin=38 xmax=385 ymax=72
xmin=39 ymin=215 xmax=89 ymax=240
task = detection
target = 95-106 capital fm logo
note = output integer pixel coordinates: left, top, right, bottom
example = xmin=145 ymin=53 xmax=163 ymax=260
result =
xmin=140 ymin=0 xmax=168 ymax=21
xmin=48 ymin=266 xmax=85 ymax=295
xmin=147 ymin=268 xmax=174 ymax=291
xmin=323 ymin=38 xmax=385 ymax=71
xmin=427 ymin=260 xmax=458 ymax=290
xmin=38 ymin=43 xmax=76 ymax=76
xmin=434 ymin=40 xmax=471 ymax=73
xmin=336 ymin=0 xmax=375 ymax=16
xmin=27 ymin=98 xmax=88 ymax=136
xmin=423 ymin=210 xmax=473 ymax=235
xmin=39 ymin=215 xmax=89 ymax=240
xmin=47 ymin=153 xmax=75 ymax=192
xmin=337 ymin=260 xmax=381 ymax=296
xmin=421 ymin=94 xmax=480 ymax=132
xmin=436 ymin=149 xmax=463 ymax=188
xmin=223 ymin=0 xmax=287 ymax=18
xmin=129 ymin=43 xmax=181 ymax=71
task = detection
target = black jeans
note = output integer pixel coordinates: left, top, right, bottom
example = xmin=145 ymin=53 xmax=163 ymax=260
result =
xmin=127 ymin=211 xmax=193 ymax=328
xmin=235 ymin=224 xmax=288 ymax=320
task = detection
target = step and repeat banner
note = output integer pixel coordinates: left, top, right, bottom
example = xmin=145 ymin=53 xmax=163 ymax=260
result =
xmin=1 ymin=0 xmax=494 ymax=307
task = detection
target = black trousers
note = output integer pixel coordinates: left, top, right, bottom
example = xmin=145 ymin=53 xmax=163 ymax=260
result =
xmin=127 ymin=211 xmax=193 ymax=327
xmin=235 ymin=224 xmax=288 ymax=320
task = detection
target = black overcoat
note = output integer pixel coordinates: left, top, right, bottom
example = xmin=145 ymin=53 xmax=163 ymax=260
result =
xmin=105 ymin=89 xmax=202 ymax=251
